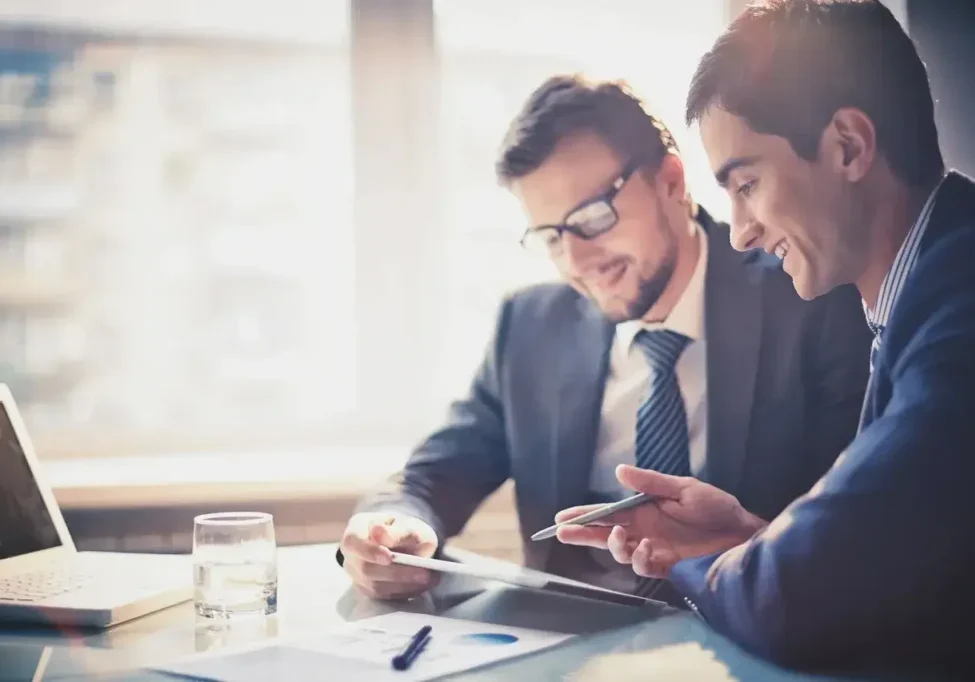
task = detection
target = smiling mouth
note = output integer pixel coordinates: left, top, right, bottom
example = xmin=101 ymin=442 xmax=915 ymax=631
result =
xmin=586 ymin=260 xmax=627 ymax=288
xmin=772 ymin=240 xmax=790 ymax=261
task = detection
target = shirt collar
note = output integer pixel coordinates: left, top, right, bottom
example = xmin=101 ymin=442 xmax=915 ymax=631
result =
xmin=616 ymin=223 xmax=708 ymax=351
xmin=863 ymin=175 xmax=944 ymax=333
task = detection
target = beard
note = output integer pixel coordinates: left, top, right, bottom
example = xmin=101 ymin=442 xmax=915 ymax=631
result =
xmin=603 ymin=209 xmax=679 ymax=323
xmin=620 ymin=250 xmax=677 ymax=321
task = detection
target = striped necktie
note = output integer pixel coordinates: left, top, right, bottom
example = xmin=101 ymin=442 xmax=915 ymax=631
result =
xmin=631 ymin=329 xmax=691 ymax=601
xmin=634 ymin=329 xmax=692 ymax=476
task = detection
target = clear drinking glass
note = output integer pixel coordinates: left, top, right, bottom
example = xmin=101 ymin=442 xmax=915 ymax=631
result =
xmin=193 ymin=512 xmax=278 ymax=618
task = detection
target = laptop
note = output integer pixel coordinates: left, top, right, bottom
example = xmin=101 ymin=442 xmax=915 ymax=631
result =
xmin=0 ymin=384 xmax=191 ymax=628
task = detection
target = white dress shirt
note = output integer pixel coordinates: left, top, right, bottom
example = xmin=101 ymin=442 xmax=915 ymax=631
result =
xmin=588 ymin=226 xmax=708 ymax=500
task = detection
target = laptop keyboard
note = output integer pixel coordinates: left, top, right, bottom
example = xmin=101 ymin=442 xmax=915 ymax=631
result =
xmin=0 ymin=567 xmax=96 ymax=602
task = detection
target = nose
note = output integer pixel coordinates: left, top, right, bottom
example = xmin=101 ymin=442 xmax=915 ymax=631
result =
xmin=729 ymin=200 xmax=764 ymax=252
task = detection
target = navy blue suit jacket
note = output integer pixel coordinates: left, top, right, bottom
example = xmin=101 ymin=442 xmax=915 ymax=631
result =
xmin=350 ymin=210 xmax=871 ymax=589
xmin=671 ymin=172 xmax=975 ymax=674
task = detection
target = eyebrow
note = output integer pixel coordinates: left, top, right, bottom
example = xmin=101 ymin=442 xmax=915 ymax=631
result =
xmin=714 ymin=155 xmax=761 ymax=188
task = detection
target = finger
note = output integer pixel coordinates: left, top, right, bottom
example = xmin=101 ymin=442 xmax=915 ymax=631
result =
xmin=631 ymin=539 xmax=659 ymax=578
xmin=375 ymin=517 xmax=437 ymax=549
xmin=365 ymin=571 xmax=439 ymax=600
xmin=632 ymin=539 xmax=678 ymax=579
xmin=369 ymin=522 xmax=418 ymax=548
xmin=554 ymin=504 xmax=604 ymax=524
xmin=368 ymin=524 xmax=429 ymax=559
xmin=632 ymin=554 xmax=669 ymax=579
xmin=607 ymin=526 xmax=637 ymax=565
xmin=341 ymin=530 xmax=393 ymax=565
xmin=343 ymin=559 xmax=385 ymax=598
xmin=616 ymin=464 xmax=687 ymax=499
xmin=555 ymin=504 xmax=635 ymax=528
xmin=345 ymin=560 xmax=432 ymax=599
xmin=555 ymin=524 xmax=613 ymax=548
xmin=650 ymin=545 xmax=681 ymax=574
xmin=357 ymin=560 xmax=433 ymax=585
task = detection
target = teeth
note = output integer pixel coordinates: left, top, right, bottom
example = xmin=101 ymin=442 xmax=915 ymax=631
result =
xmin=773 ymin=241 xmax=789 ymax=260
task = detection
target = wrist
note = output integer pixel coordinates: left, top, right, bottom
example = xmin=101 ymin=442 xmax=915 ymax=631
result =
xmin=735 ymin=507 xmax=768 ymax=541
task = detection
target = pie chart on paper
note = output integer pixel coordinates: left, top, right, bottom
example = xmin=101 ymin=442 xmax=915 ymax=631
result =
xmin=453 ymin=633 xmax=520 ymax=646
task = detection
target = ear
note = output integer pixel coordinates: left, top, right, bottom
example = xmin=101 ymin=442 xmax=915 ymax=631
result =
xmin=822 ymin=108 xmax=877 ymax=182
xmin=653 ymin=153 xmax=688 ymax=204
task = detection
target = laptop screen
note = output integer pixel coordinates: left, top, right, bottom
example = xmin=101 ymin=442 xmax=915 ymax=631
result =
xmin=0 ymin=403 xmax=61 ymax=559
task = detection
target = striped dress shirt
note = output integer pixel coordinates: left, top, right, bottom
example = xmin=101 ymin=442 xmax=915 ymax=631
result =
xmin=863 ymin=177 xmax=944 ymax=370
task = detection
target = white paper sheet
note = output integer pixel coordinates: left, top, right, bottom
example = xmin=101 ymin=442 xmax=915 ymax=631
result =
xmin=153 ymin=612 xmax=573 ymax=681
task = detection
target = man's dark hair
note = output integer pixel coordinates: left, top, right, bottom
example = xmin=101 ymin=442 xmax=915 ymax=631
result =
xmin=496 ymin=74 xmax=679 ymax=185
xmin=685 ymin=0 xmax=944 ymax=188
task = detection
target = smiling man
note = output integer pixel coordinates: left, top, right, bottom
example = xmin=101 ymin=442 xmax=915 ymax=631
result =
xmin=553 ymin=0 xmax=975 ymax=675
xmin=337 ymin=74 xmax=870 ymax=607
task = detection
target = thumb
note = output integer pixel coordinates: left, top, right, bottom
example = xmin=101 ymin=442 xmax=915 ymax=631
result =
xmin=369 ymin=519 xmax=425 ymax=550
xmin=616 ymin=464 xmax=685 ymax=499
xmin=368 ymin=522 xmax=403 ymax=548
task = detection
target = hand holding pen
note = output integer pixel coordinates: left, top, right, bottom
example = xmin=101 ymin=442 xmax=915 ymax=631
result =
xmin=543 ymin=465 xmax=766 ymax=578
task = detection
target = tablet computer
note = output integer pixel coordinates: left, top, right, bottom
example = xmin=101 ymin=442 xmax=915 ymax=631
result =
xmin=389 ymin=552 xmax=664 ymax=609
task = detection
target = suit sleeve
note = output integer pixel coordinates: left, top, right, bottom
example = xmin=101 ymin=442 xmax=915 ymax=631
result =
xmin=801 ymin=285 xmax=872 ymax=482
xmin=671 ymin=239 xmax=975 ymax=671
xmin=352 ymin=296 xmax=514 ymax=548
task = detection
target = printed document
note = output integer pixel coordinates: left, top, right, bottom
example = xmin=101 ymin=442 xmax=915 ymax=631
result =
xmin=153 ymin=611 xmax=573 ymax=681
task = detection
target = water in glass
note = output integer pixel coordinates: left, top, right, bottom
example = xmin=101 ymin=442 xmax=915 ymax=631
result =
xmin=193 ymin=512 xmax=278 ymax=618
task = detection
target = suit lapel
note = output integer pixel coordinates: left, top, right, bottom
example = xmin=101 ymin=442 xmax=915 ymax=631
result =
xmin=857 ymin=376 xmax=876 ymax=433
xmin=858 ymin=170 xmax=975 ymax=432
xmin=551 ymin=298 xmax=614 ymax=516
xmin=703 ymin=222 xmax=764 ymax=494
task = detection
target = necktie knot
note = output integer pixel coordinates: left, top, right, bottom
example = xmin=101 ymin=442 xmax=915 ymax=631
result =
xmin=634 ymin=329 xmax=690 ymax=373
xmin=868 ymin=325 xmax=885 ymax=373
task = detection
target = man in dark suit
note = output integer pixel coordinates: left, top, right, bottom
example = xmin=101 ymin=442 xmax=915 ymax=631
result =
xmin=555 ymin=0 xmax=975 ymax=674
xmin=339 ymin=75 xmax=871 ymax=603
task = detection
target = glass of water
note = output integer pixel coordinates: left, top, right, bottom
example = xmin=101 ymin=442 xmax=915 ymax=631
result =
xmin=193 ymin=512 xmax=278 ymax=618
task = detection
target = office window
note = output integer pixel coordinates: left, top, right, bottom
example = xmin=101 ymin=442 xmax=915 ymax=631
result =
xmin=0 ymin=3 xmax=353 ymax=457
xmin=0 ymin=0 xmax=731 ymax=463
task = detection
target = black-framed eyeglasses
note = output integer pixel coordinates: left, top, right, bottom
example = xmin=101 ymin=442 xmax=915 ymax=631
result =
xmin=519 ymin=158 xmax=643 ymax=255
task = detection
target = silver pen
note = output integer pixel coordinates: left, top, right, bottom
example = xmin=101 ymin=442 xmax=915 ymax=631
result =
xmin=531 ymin=492 xmax=656 ymax=541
